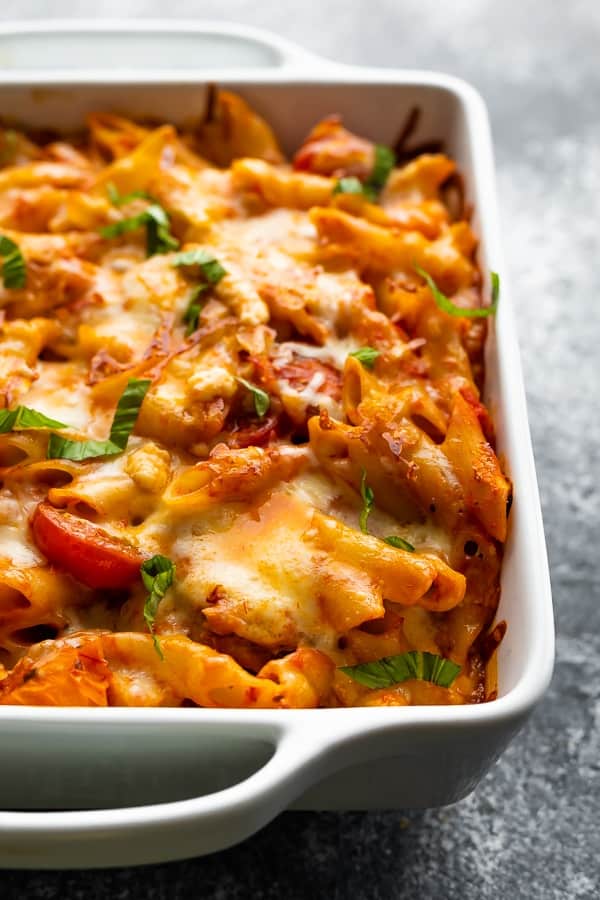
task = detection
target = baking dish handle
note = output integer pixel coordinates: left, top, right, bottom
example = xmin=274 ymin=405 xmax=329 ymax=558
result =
xmin=0 ymin=721 xmax=336 ymax=868
xmin=0 ymin=20 xmax=347 ymax=79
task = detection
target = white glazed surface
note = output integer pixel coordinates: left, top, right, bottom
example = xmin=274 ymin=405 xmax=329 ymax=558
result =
xmin=0 ymin=21 xmax=554 ymax=868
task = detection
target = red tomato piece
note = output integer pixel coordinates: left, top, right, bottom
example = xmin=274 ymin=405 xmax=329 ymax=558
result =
xmin=31 ymin=502 xmax=143 ymax=590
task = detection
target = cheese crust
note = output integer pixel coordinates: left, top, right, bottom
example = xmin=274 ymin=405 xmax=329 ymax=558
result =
xmin=0 ymin=96 xmax=510 ymax=708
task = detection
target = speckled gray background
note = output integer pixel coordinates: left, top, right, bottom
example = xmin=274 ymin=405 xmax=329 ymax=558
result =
xmin=2 ymin=1 xmax=599 ymax=897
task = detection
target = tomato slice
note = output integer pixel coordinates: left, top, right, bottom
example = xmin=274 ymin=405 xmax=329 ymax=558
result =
xmin=31 ymin=503 xmax=143 ymax=590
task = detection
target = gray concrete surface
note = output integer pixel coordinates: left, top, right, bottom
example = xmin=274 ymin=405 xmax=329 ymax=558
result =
xmin=2 ymin=1 xmax=599 ymax=897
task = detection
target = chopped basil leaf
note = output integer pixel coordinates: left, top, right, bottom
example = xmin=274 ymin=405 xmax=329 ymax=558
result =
xmin=365 ymin=144 xmax=396 ymax=197
xmin=332 ymin=145 xmax=395 ymax=201
xmin=108 ymin=378 xmax=152 ymax=449
xmin=106 ymin=182 xmax=156 ymax=207
xmin=182 ymin=284 xmax=210 ymax=336
xmin=141 ymin=555 xmax=175 ymax=659
xmin=47 ymin=435 xmax=122 ymax=461
xmin=359 ymin=467 xmax=374 ymax=534
xmin=236 ymin=377 xmax=270 ymax=418
xmin=145 ymin=205 xmax=179 ymax=256
xmin=332 ymin=176 xmax=364 ymax=196
xmin=340 ymin=650 xmax=461 ymax=690
xmin=490 ymin=271 xmax=500 ymax=309
xmin=0 ymin=234 xmax=26 ymax=289
xmin=101 ymin=210 xmax=149 ymax=239
xmin=101 ymin=204 xmax=179 ymax=257
xmin=171 ymin=249 xmax=227 ymax=284
xmin=172 ymin=250 xmax=227 ymax=333
xmin=384 ymin=535 xmax=415 ymax=552
xmin=47 ymin=377 xmax=151 ymax=461
xmin=0 ymin=406 xmax=67 ymax=433
xmin=415 ymin=265 xmax=500 ymax=319
xmin=106 ymin=183 xmax=121 ymax=205
xmin=349 ymin=346 xmax=380 ymax=370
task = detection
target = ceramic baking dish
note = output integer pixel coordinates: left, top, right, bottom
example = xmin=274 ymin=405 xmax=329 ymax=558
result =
xmin=0 ymin=20 xmax=554 ymax=869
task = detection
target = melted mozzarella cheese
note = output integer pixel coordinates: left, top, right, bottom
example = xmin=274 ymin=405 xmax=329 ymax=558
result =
xmin=21 ymin=361 xmax=98 ymax=433
xmin=275 ymin=337 xmax=360 ymax=371
xmin=287 ymin=467 xmax=451 ymax=558
xmin=175 ymin=489 xmax=339 ymax=651
xmin=0 ymin=102 xmax=501 ymax=710
xmin=0 ymin=526 xmax=43 ymax=567
xmin=169 ymin=463 xmax=451 ymax=655
xmin=275 ymin=374 xmax=343 ymax=419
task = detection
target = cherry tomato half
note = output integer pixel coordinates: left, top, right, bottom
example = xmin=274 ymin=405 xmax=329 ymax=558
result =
xmin=31 ymin=502 xmax=143 ymax=590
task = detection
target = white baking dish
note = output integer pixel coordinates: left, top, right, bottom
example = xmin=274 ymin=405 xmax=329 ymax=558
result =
xmin=0 ymin=20 xmax=554 ymax=869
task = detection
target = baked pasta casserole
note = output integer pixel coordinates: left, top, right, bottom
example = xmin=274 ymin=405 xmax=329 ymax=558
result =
xmin=0 ymin=91 xmax=511 ymax=708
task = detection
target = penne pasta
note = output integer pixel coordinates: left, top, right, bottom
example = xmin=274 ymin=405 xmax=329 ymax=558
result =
xmin=0 ymin=91 xmax=509 ymax=707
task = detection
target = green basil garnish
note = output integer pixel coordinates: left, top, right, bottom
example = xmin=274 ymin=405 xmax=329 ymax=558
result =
xmin=182 ymin=284 xmax=210 ymax=336
xmin=172 ymin=250 xmax=227 ymax=335
xmin=340 ymin=650 xmax=461 ymax=689
xmin=171 ymin=249 xmax=227 ymax=284
xmin=46 ymin=437 xmax=123 ymax=461
xmin=415 ymin=265 xmax=500 ymax=319
xmin=349 ymin=346 xmax=380 ymax=370
xmin=332 ymin=176 xmax=364 ymax=196
xmin=107 ymin=378 xmax=152 ymax=450
xmin=141 ymin=555 xmax=175 ymax=659
xmin=0 ymin=234 xmax=26 ymax=289
xmin=333 ymin=144 xmax=395 ymax=201
xmin=47 ymin=377 xmax=151 ymax=461
xmin=365 ymin=144 xmax=396 ymax=197
xmin=106 ymin=182 xmax=157 ymax=207
xmin=101 ymin=204 xmax=179 ymax=256
xmin=384 ymin=535 xmax=415 ymax=552
xmin=236 ymin=377 xmax=270 ymax=418
xmin=359 ymin=467 xmax=374 ymax=534
xmin=0 ymin=406 xmax=67 ymax=433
